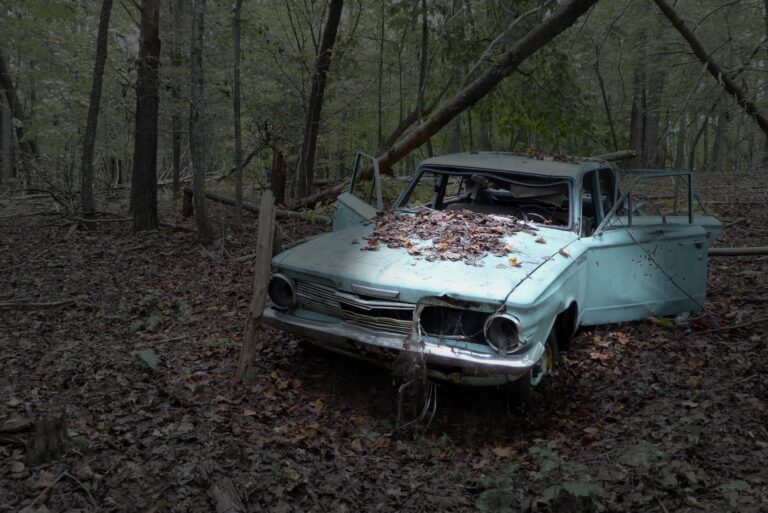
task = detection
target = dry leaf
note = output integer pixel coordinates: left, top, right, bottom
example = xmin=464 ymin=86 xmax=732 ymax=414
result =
xmin=535 ymin=236 xmax=546 ymax=244
xmin=559 ymin=248 xmax=571 ymax=257
xmin=492 ymin=446 xmax=513 ymax=458
xmin=508 ymin=257 xmax=521 ymax=267
xmin=243 ymin=407 xmax=257 ymax=417
xmin=9 ymin=461 xmax=25 ymax=473
xmin=6 ymin=398 xmax=21 ymax=408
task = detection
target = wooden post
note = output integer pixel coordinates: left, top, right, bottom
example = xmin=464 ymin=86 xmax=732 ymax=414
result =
xmin=236 ymin=190 xmax=275 ymax=381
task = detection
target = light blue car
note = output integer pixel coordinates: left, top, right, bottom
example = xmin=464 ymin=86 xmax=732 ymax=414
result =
xmin=263 ymin=152 xmax=721 ymax=400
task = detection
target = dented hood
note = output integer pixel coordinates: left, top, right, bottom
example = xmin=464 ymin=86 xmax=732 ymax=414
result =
xmin=272 ymin=221 xmax=580 ymax=306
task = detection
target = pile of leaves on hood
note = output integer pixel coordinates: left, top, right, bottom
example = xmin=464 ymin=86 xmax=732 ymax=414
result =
xmin=362 ymin=207 xmax=536 ymax=265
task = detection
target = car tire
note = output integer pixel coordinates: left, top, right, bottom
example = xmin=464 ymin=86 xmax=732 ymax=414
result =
xmin=508 ymin=329 xmax=559 ymax=408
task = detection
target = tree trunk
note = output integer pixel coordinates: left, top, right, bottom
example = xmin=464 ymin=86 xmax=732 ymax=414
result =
xmin=654 ymin=0 xmax=768 ymax=144
xmin=688 ymin=117 xmax=707 ymax=171
xmin=376 ymin=0 xmax=599 ymax=173
xmin=627 ymin=61 xmax=645 ymax=168
xmin=170 ymin=0 xmax=183 ymax=199
xmin=130 ymin=0 xmax=161 ymax=232
xmin=376 ymin=0 xmax=385 ymax=150
xmin=673 ymin=113 xmax=687 ymax=170
xmin=478 ymin=108 xmax=493 ymax=151
xmin=81 ymin=0 xmax=114 ymax=217
xmin=233 ymin=0 xmax=244 ymax=230
xmin=642 ymin=70 xmax=664 ymax=168
xmin=190 ymin=0 xmax=210 ymax=243
xmin=0 ymin=51 xmax=38 ymax=166
xmin=296 ymin=0 xmax=344 ymax=198
xmin=710 ymin=109 xmax=729 ymax=173
xmin=271 ymin=149 xmax=287 ymax=206
xmin=0 ymin=98 xmax=11 ymax=182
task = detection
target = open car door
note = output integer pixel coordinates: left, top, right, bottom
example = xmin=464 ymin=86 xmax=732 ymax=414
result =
xmin=332 ymin=152 xmax=383 ymax=231
xmin=580 ymin=171 xmax=721 ymax=325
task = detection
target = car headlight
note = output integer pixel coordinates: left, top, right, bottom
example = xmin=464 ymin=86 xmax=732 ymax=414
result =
xmin=484 ymin=313 xmax=524 ymax=354
xmin=268 ymin=273 xmax=296 ymax=309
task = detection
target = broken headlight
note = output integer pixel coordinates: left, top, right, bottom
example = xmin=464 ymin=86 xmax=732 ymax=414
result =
xmin=484 ymin=313 xmax=524 ymax=354
xmin=268 ymin=273 xmax=296 ymax=309
xmin=419 ymin=306 xmax=488 ymax=343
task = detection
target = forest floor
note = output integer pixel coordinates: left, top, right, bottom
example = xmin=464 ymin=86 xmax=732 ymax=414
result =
xmin=1 ymin=171 xmax=767 ymax=513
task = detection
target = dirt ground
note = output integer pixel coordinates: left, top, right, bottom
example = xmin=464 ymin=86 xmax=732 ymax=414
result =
xmin=1 ymin=172 xmax=767 ymax=512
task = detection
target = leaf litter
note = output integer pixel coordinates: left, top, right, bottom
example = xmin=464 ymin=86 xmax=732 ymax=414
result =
xmin=1 ymin=172 xmax=767 ymax=512
xmin=362 ymin=207 xmax=536 ymax=264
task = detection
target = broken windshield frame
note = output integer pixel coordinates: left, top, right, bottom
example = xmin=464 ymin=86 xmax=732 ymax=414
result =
xmin=394 ymin=167 xmax=575 ymax=230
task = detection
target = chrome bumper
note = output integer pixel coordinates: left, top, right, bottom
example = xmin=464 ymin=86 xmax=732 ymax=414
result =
xmin=262 ymin=307 xmax=544 ymax=378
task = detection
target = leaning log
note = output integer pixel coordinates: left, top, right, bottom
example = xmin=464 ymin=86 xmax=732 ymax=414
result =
xmin=593 ymin=149 xmax=639 ymax=162
xmin=183 ymin=188 xmax=330 ymax=224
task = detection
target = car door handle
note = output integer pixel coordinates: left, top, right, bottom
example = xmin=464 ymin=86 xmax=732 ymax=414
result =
xmin=679 ymin=241 xmax=704 ymax=249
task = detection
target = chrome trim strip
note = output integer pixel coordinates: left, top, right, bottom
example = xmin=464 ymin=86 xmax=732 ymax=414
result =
xmin=295 ymin=281 xmax=414 ymax=335
xmin=263 ymin=307 xmax=543 ymax=375
xmin=350 ymin=283 xmax=400 ymax=299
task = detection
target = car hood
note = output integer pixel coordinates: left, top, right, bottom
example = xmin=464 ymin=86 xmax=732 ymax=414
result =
xmin=272 ymin=222 xmax=580 ymax=306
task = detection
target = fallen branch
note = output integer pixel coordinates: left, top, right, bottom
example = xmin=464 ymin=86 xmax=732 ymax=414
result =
xmin=708 ymin=247 xmax=768 ymax=256
xmin=184 ymin=188 xmax=330 ymax=224
xmin=0 ymin=299 xmax=74 ymax=309
xmin=701 ymin=316 xmax=768 ymax=334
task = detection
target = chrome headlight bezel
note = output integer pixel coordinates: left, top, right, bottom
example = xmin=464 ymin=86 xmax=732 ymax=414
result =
xmin=483 ymin=313 xmax=525 ymax=354
xmin=268 ymin=273 xmax=297 ymax=309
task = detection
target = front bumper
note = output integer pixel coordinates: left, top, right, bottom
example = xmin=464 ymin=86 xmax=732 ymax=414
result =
xmin=262 ymin=307 xmax=545 ymax=381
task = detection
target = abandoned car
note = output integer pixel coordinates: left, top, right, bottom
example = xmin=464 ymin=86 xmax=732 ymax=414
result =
xmin=263 ymin=152 xmax=721 ymax=398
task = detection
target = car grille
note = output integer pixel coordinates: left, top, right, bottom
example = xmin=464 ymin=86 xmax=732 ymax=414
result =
xmin=296 ymin=281 xmax=414 ymax=335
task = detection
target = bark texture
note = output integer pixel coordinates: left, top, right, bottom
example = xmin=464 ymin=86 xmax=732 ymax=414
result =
xmin=190 ymin=0 xmax=211 ymax=243
xmin=81 ymin=0 xmax=114 ymax=217
xmin=296 ymin=0 xmax=344 ymax=198
xmin=130 ymin=0 xmax=161 ymax=231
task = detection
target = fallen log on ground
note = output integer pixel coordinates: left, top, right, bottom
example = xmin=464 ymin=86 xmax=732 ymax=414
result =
xmin=183 ymin=188 xmax=330 ymax=225
xmin=708 ymin=247 xmax=768 ymax=256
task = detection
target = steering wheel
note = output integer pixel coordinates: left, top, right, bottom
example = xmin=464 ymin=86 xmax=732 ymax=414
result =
xmin=520 ymin=205 xmax=554 ymax=224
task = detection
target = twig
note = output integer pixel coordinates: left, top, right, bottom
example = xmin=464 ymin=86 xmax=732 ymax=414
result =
xmin=28 ymin=471 xmax=67 ymax=508
xmin=0 ymin=248 xmax=51 ymax=273
xmin=700 ymin=316 xmax=768 ymax=334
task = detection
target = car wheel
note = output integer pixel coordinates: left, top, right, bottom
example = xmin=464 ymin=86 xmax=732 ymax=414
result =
xmin=508 ymin=329 xmax=559 ymax=408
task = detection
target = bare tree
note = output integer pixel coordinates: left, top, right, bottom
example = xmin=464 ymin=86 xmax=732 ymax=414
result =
xmin=189 ymin=0 xmax=210 ymax=243
xmin=0 ymin=51 xmax=38 ymax=168
xmin=296 ymin=0 xmax=344 ymax=199
xmin=294 ymin=0 xmax=600 ymax=210
xmin=653 ymin=0 xmax=768 ymax=144
xmin=81 ymin=0 xmax=114 ymax=218
xmin=130 ymin=0 xmax=161 ymax=231
xmin=1 ymin=98 xmax=11 ymax=182
xmin=233 ymin=0 xmax=244 ymax=230
xmin=170 ymin=0 xmax=184 ymax=199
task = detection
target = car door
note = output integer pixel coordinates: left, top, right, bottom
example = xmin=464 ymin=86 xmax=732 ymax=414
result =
xmin=332 ymin=152 xmax=383 ymax=231
xmin=580 ymin=171 xmax=718 ymax=325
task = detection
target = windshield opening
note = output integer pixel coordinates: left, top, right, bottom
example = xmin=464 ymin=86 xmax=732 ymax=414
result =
xmin=395 ymin=168 xmax=572 ymax=229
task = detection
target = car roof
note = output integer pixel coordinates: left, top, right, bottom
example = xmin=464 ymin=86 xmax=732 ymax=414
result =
xmin=417 ymin=151 xmax=606 ymax=178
